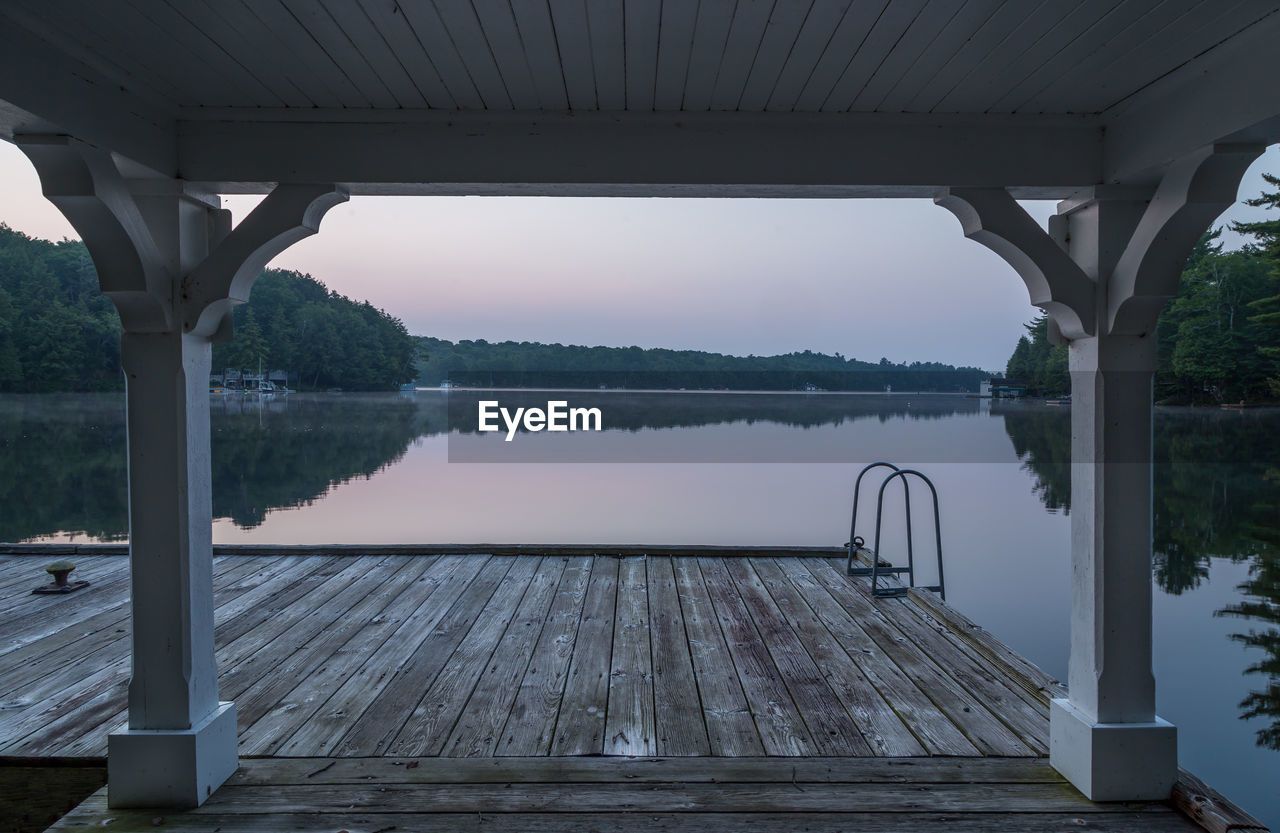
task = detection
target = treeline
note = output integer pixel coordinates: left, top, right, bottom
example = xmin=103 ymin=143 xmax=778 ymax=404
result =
xmin=1005 ymin=174 xmax=1280 ymax=402
xmin=0 ymin=225 xmax=416 ymax=391
xmin=0 ymin=224 xmax=121 ymax=391
xmin=210 ymin=269 xmax=417 ymax=391
xmin=415 ymin=337 xmax=989 ymax=392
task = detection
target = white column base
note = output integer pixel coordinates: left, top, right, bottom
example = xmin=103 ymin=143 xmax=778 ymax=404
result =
xmin=107 ymin=701 xmax=238 ymax=808
xmin=1050 ymin=698 xmax=1176 ymax=801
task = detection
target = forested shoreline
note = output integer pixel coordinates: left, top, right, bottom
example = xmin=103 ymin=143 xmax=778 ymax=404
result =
xmin=0 ymin=225 xmax=416 ymax=391
xmin=1005 ymin=174 xmax=1280 ymax=403
xmin=415 ymin=336 xmax=988 ymax=392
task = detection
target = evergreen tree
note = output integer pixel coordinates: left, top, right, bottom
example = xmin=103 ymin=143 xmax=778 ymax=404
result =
xmin=1006 ymin=336 xmax=1031 ymax=380
xmin=1234 ymin=173 xmax=1280 ymax=394
xmin=1006 ymin=197 xmax=1280 ymax=405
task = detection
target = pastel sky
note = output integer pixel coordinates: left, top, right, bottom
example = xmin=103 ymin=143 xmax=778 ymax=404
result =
xmin=2 ymin=141 xmax=1276 ymax=370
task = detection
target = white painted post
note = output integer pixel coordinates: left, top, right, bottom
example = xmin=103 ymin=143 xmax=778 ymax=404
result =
xmin=1048 ymin=330 xmax=1177 ymax=800
xmin=17 ymin=135 xmax=346 ymax=808
xmin=1036 ymin=191 xmax=1178 ymax=801
xmin=107 ymin=329 xmax=238 ymax=808
xmin=938 ymin=162 xmax=1248 ymax=800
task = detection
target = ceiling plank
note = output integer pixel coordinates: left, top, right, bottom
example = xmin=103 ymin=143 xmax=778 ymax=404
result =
xmin=245 ymin=0 xmax=371 ymax=107
xmin=172 ymin=0 xmax=313 ymax=107
xmin=710 ymin=0 xmax=778 ymax=111
xmin=548 ymin=0 xmax=598 ymax=109
xmin=899 ymin=0 xmax=1035 ymax=114
xmin=821 ymin=0 xmax=931 ymax=112
xmin=0 ymin=0 xmax=179 ymax=109
xmin=929 ymin=0 xmax=1101 ymax=114
xmin=764 ymin=0 xmax=852 ymax=111
xmin=989 ymin=0 xmax=1195 ymax=113
xmin=589 ymin=0 xmax=626 ymax=110
xmin=140 ymin=0 xmax=284 ymax=107
xmin=682 ymin=0 xmax=738 ymax=111
xmin=791 ymin=0 xmax=887 ymax=111
xmin=192 ymin=0 xmax=341 ymax=107
xmin=0 ymin=14 xmax=175 ymax=175
xmin=362 ymin=0 xmax=458 ymax=109
xmin=736 ymin=1 xmax=812 ymax=112
xmin=34 ymin=0 xmax=230 ymax=106
xmin=1104 ymin=10 xmax=1280 ymax=181
xmin=653 ymin=0 xmax=699 ymax=111
xmin=1062 ymin=1 xmax=1261 ymax=113
xmin=847 ymin=0 xmax=969 ymax=112
xmin=623 ymin=0 xmax=661 ymax=110
xmin=508 ymin=1 xmax=570 ymax=110
xmin=395 ymin=1 xmax=488 ymax=108
xmin=280 ymin=0 xmax=399 ymax=108
xmin=469 ymin=0 xmax=541 ymax=110
xmin=315 ymin=0 xmax=429 ymax=108
xmin=433 ymin=0 xmax=516 ymax=110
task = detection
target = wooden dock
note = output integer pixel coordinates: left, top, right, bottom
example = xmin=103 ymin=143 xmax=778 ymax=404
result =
xmin=0 ymin=551 xmax=1261 ymax=832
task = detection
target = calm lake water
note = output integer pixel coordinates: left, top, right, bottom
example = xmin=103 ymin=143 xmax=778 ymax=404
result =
xmin=2 ymin=390 xmax=1277 ymax=825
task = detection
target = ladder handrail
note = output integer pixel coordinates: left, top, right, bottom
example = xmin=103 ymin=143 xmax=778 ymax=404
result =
xmin=847 ymin=461 xmax=913 ymax=575
xmin=872 ymin=468 xmax=945 ymax=600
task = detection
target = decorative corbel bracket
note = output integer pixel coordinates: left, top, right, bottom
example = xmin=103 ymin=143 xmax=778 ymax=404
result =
xmin=16 ymin=134 xmax=174 ymax=333
xmin=935 ymin=187 xmax=1096 ymax=340
xmin=1107 ymin=143 xmax=1264 ymax=335
xmin=182 ymin=184 xmax=349 ymax=339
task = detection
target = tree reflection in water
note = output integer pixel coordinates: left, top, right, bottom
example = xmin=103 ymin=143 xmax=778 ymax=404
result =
xmin=0 ymin=392 xmax=427 ymax=539
xmin=3 ymin=392 xmax=1277 ymax=750
xmin=1004 ymin=406 xmax=1280 ymax=750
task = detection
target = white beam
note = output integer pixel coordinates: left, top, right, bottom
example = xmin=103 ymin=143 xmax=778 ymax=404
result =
xmin=175 ymin=111 xmax=1103 ymax=195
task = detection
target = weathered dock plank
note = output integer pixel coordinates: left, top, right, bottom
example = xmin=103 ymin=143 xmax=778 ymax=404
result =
xmin=5 ymin=550 xmax=1251 ymax=832
xmin=672 ymin=556 xmax=764 ymax=756
xmin=441 ymin=555 xmax=565 ymax=757
xmin=550 ymin=554 xmax=619 ymax=755
xmin=237 ymin=555 xmax=441 ymax=754
xmin=60 ymin=780 xmax=1147 ymax=815
xmin=388 ymin=556 xmax=543 ymax=756
xmin=803 ymin=557 xmax=1037 ymax=756
xmin=750 ymin=557 xmax=926 ymax=756
xmin=334 ymin=556 xmax=516 ymax=756
xmin=498 ymin=555 xmax=592 ymax=755
xmin=723 ymin=557 xmax=873 ymax=755
xmin=274 ymin=554 xmax=489 ymax=756
xmin=698 ymin=557 xmax=814 ymax=755
xmin=648 ymin=556 xmax=712 ymax=756
xmin=604 ymin=556 xmax=657 ymax=756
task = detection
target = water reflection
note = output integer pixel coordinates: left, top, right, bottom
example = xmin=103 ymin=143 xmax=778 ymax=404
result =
xmin=0 ymin=393 xmax=427 ymax=538
xmin=1004 ymin=407 xmax=1280 ymax=751
xmin=0 ymin=394 xmax=127 ymax=542
xmin=3 ymin=391 xmax=1277 ymax=759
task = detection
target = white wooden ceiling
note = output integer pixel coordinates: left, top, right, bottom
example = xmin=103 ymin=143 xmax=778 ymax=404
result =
xmin=1 ymin=1 xmax=1278 ymax=193
xmin=6 ymin=0 xmax=1275 ymax=115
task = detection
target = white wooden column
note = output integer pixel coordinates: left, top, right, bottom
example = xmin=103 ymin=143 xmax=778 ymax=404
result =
xmin=18 ymin=135 xmax=346 ymax=808
xmin=937 ymin=142 xmax=1261 ymax=800
xmin=1047 ymin=191 xmax=1175 ymax=800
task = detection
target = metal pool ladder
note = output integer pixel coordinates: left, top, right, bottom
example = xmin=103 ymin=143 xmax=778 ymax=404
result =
xmin=845 ymin=461 xmax=945 ymax=600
